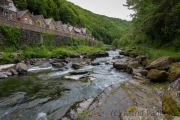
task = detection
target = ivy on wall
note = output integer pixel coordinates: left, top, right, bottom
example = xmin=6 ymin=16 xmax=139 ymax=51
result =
xmin=0 ymin=25 xmax=21 ymax=48
xmin=40 ymin=33 xmax=55 ymax=48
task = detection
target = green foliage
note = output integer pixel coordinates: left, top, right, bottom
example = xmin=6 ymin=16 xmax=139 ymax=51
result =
xmin=41 ymin=33 xmax=55 ymax=48
xmin=124 ymin=0 xmax=180 ymax=51
xmin=0 ymin=26 xmax=20 ymax=49
xmin=16 ymin=0 xmax=130 ymax=44
xmin=13 ymin=0 xmax=27 ymax=10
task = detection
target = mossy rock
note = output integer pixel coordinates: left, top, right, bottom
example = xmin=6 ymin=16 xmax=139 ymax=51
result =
xmin=147 ymin=69 xmax=169 ymax=82
xmin=168 ymin=63 xmax=180 ymax=82
xmin=162 ymin=78 xmax=180 ymax=116
xmin=146 ymin=56 xmax=172 ymax=70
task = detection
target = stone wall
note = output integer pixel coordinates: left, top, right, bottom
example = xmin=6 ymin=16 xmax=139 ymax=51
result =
xmin=0 ymin=17 xmax=103 ymax=47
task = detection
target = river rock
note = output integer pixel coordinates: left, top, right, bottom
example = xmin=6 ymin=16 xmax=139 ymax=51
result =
xmin=49 ymin=58 xmax=68 ymax=64
xmin=88 ymin=52 xmax=109 ymax=59
xmin=2 ymin=71 xmax=12 ymax=76
xmin=72 ymin=63 xmax=82 ymax=69
xmin=162 ymin=78 xmax=180 ymax=116
xmin=112 ymin=56 xmax=121 ymax=59
xmin=52 ymin=63 xmax=64 ymax=68
xmin=69 ymin=70 xmax=88 ymax=75
xmin=15 ymin=63 xmax=28 ymax=74
xmin=91 ymin=62 xmax=100 ymax=66
xmin=146 ymin=56 xmax=172 ymax=70
xmin=167 ymin=63 xmax=180 ymax=82
xmin=10 ymin=68 xmax=18 ymax=75
xmin=147 ymin=69 xmax=169 ymax=82
xmin=0 ymin=92 xmax=26 ymax=108
xmin=0 ymin=72 xmax=8 ymax=79
xmin=113 ymin=62 xmax=127 ymax=70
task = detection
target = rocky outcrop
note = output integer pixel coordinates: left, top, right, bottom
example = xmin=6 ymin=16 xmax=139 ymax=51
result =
xmin=72 ymin=59 xmax=90 ymax=69
xmin=162 ymin=78 xmax=180 ymax=116
xmin=15 ymin=63 xmax=28 ymax=74
xmin=136 ymin=55 xmax=147 ymax=66
xmin=146 ymin=56 xmax=172 ymax=70
xmin=147 ymin=69 xmax=169 ymax=82
xmin=88 ymin=52 xmax=109 ymax=59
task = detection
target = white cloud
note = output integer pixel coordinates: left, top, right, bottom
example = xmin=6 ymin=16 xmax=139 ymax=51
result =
xmin=67 ymin=0 xmax=134 ymax=20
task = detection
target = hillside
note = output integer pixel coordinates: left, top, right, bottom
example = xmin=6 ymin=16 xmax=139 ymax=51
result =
xmin=13 ymin=0 xmax=130 ymax=44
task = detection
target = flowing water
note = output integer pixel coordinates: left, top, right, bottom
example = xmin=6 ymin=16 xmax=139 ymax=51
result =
xmin=0 ymin=50 xmax=131 ymax=120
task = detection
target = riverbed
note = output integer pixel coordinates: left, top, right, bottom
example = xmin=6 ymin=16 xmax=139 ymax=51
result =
xmin=0 ymin=50 xmax=132 ymax=120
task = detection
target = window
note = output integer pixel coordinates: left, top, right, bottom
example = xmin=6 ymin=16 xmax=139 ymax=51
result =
xmin=23 ymin=18 xmax=28 ymax=23
xmin=29 ymin=19 xmax=32 ymax=24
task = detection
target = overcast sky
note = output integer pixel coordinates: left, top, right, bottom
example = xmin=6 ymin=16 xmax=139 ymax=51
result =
xmin=66 ymin=0 xmax=134 ymax=21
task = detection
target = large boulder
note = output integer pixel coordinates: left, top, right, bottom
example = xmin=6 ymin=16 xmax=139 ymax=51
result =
xmin=72 ymin=63 xmax=83 ymax=69
xmin=146 ymin=56 xmax=172 ymax=70
xmin=15 ymin=63 xmax=28 ymax=74
xmin=147 ymin=69 xmax=169 ymax=82
xmin=49 ymin=58 xmax=68 ymax=64
xmin=168 ymin=63 xmax=180 ymax=82
xmin=88 ymin=52 xmax=109 ymax=59
xmin=135 ymin=55 xmax=147 ymax=66
xmin=51 ymin=63 xmax=64 ymax=68
xmin=10 ymin=68 xmax=18 ymax=75
xmin=91 ymin=62 xmax=100 ymax=66
xmin=162 ymin=78 xmax=180 ymax=116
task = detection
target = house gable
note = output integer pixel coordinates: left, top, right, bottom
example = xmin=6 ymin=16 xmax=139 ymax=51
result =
xmin=17 ymin=10 xmax=35 ymax=25
xmin=55 ymin=21 xmax=63 ymax=31
xmin=45 ymin=18 xmax=56 ymax=30
xmin=62 ymin=24 xmax=70 ymax=33
xmin=33 ymin=15 xmax=46 ymax=27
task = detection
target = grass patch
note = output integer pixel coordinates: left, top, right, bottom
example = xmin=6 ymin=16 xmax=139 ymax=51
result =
xmin=78 ymin=110 xmax=90 ymax=120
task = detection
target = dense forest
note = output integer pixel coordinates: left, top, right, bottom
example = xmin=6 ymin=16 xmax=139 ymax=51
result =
xmin=115 ymin=0 xmax=180 ymax=51
xmin=13 ymin=0 xmax=130 ymax=44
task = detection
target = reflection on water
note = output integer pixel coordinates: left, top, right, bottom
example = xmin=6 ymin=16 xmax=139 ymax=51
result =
xmin=0 ymin=50 xmax=132 ymax=120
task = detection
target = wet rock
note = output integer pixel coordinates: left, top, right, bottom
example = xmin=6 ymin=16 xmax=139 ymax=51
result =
xmin=49 ymin=58 xmax=68 ymax=64
xmin=0 ymin=72 xmax=8 ymax=79
xmin=146 ymin=56 xmax=172 ymax=70
xmin=132 ymin=68 xmax=144 ymax=80
xmin=91 ymin=62 xmax=100 ymax=66
xmin=72 ymin=63 xmax=82 ymax=69
xmin=2 ymin=71 xmax=12 ymax=76
xmin=15 ymin=63 xmax=28 ymax=74
xmin=69 ymin=70 xmax=88 ymax=75
xmin=64 ymin=75 xmax=86 ymax=80
xmin=112 ymin=56 xmax=122 ymax=59
xmin=136 ymin=55 xmax=147 ymax=66
xmin=113 ymin=62 xmax=127 ymax=70
xmin=88 ymin=52 xmax=109 ymax=59
xmin=162 ymin=78 xmax=180 ymax=116
xmin=10 ymin=68 xmax=18 ymax=75
xmin=147 ymin=69 xmax=169 ymax=82
xmin=0 ymin=92 xmax=26 ymax=108
xmin=120 ymin=107 xmax=165 ymax=120
xmin=52 ymin=63 xmax=64 ymax=68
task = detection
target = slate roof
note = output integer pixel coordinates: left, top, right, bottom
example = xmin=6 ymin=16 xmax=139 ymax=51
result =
xmin=74 ymin=27 xmax=82 ymax=33
xmin=81 ymin=28 xmax=87 ymax=34
xmin=17 ymin=10 xmax=29 ymax=18
xmin=55 ymin=21 xmax=62 ymax=27
xmin=68 ymin=26 xmax=74 ymax=32
xmin=62 ymin=24 xmax=68 ymax=30
xmin=32 ymin=15 xmax=43 ymax=21
xmin=44 ymin=18 xmax=53 ymax=25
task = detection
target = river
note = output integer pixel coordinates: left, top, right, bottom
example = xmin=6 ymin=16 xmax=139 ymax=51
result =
xmin=0 ymin=50 xmax=132 ymax=120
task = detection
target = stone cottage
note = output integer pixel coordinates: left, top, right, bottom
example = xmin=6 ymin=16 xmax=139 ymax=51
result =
xmin=81 ymin=28 xmax=87 ymax=35
xmin=55 ymin=21 xmax=63 ymax=31
xmin=32 ymin=15 xmax=46 ymax=28
xmin=17 ymin=10 xmax=35 ymax=25
xmin=44 ymin=18 xmax=56 ymax=30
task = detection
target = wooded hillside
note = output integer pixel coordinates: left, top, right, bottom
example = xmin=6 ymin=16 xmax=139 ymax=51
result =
xmin=13 ymin=0 xmax=130 ymax=44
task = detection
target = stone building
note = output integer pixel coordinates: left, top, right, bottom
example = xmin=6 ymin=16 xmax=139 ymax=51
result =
xmin=0 ymin=0 xmax=17 ymax=20
xmin=32 ymin=15 xmax=46 ymax=28
xmin=62 ymin=24 xmax=70 ymax=33
xmin=68 ymin=25 xmax=76 ymax=35
xmin=44 ymin=18 xmax=56 ymax=30
xmin=17 ymin=10 xmax=35 ymax=25
xmin=74 ymin=27 xmax=83 ymax=36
